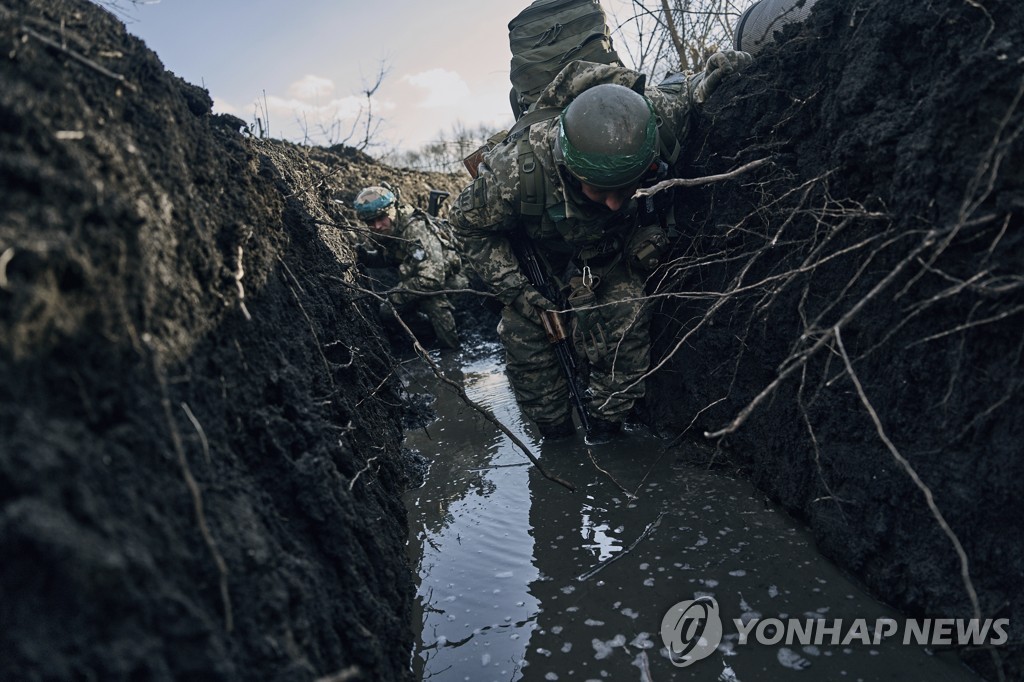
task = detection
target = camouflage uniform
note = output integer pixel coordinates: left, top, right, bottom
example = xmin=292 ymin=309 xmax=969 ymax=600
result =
xmin=364 ymin=205 xmax=466 ymax=348
xmin=449 ymin=61 xmax=700 ymax=430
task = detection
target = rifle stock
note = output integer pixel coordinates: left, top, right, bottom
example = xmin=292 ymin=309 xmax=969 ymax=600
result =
xmin=427 ymin=189 xmax=450 ymax=217
xmin=511 ymin=231 xmax=592 ymax=433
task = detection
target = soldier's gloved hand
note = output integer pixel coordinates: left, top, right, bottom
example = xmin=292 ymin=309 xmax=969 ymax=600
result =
xmin=511 ymin=286 xmax=556 ymax=321
xmin=626 ymin=224 xmax=670 ymax=271
xmin=692 ymin=49 xmax=753 ymax=104
xmin=388 ymin=286 xmax=414 ymax=308
xmin=356 ymin=243 xmax=385 ymax=268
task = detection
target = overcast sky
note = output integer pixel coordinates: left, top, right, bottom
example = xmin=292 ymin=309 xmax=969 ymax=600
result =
xmin=114 ymin=0 xmax=645 ymax=154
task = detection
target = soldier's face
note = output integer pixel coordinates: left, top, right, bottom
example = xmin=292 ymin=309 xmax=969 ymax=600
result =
xmin=368 ymin=215 xmax=394 ymax=234
xmin=580 ymin=182 xmax=637 ymax=212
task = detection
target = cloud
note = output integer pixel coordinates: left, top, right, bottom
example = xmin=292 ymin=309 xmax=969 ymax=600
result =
xmin=246 ymin=93 xmax=395 ymax=145
xmin=221 ymin=74 xmax=397 ymax=143
xmin=211 ymin=97 xmax=241 ymax=116
xmin=288 ymin=74 xmax=336 ymax=101
xmin=266 ymin=94 xmax=364 ymax=121
xmin=214 ymin=86 xmax=400 ymax=146
xmin=402 ymin=69 xmax=471 ymax=108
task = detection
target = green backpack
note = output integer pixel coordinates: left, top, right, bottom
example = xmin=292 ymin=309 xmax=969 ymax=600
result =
xmin=508 ymin=0 xmax=621 ymax=117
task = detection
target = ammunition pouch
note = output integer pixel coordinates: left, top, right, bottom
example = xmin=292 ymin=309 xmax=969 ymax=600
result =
xmin=568 ymin=272 xmax=608 ymax=363
xmin=626 ymin=224 xmax=669 ymax=271
xmin=576 ymin=236 xmax=622 ymax=270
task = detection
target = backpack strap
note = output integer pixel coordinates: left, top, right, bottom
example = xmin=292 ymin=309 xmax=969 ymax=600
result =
xmin=508 ymin=106 xmax=561 ymax=139
xmin=657 ymin=118 xmax=681 ymax=165
xmin=517 ymin=137 xmax=545 ymax=217
xmin=508 ymin=107 xmax=560 ymax=220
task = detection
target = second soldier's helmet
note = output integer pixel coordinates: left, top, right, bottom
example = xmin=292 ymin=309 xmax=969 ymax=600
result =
xmin=354 ymin=185 xmax=398 ymax=222
xmin=557 ymin=83 xmax=659 ymax=190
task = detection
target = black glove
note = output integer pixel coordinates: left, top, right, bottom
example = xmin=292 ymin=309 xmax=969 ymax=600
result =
xmin=356 ymin=243 xmax=383 ymax=267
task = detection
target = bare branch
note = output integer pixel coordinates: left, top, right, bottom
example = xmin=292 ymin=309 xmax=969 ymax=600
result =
xmin=343 ymin=280 xmax=575 ymax=492
xmin=833 ymin=326 xmax=981 ymax=622
xmin=633 ymin=157 xmax=771 ymax=197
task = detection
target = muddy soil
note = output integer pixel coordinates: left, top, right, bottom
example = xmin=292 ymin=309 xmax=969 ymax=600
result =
xmin=645 ymin=0 xmax=1024 ymax=678
xmin=0 ymin=0 xmax=466 ymax=679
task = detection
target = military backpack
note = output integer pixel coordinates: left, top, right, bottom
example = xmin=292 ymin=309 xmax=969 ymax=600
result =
xmin=508 ymin=0 xmax=621 ymax=118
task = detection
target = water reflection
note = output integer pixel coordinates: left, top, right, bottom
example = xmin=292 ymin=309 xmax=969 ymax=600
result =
xmin=404 ymin=348 xmax=985 ymax=682
xmin=405 ymin=345 xmax=540 ymax=679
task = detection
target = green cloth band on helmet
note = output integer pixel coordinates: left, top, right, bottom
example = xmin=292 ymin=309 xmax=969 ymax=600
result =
xmin=558 ymin=98 xmax=658 ymax=190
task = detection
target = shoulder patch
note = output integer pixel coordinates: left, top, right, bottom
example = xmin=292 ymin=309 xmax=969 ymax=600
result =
xmin=457 ymin=176 xmax=488 ymax=213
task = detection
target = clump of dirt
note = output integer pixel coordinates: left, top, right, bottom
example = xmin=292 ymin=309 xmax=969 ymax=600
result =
xmin=0 ymin=0 xmax=465 ymax=679
xmin=648 ymin=0 xmax=1023 ymax=677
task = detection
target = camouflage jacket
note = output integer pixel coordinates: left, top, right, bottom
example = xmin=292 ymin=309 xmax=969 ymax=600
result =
xmin=367 ymin=206 xmax=461 ymax=292
xmin=449 ymin=61 xmax=697 ymax=306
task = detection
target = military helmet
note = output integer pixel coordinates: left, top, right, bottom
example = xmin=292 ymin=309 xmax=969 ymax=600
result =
xmin=557 ymin=83 xmax=659 ymax=190
xmin=354 ymin=186 xmax=398 ymax=222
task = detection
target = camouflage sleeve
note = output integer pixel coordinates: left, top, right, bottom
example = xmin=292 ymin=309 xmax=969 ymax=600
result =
xmin=449 ymin=147 xmax=531 ymax=306
xmin=399 ymin=216 xmax=446 ymax=292
xmin=648 ymin=76 xmax=697 ymax=144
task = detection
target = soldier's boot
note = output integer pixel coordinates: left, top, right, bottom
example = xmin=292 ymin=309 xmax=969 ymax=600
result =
xmin=536 ymin=418 xmax=576 ymax=440
xmin=584 ymin=416 xmax=622 ymax=445
xmin=431 ymin=309 xmax=460 ymax=349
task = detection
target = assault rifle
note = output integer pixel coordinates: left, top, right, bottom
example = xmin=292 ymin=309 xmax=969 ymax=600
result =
xmin=511 ymin=231 xmax=591 ymax=433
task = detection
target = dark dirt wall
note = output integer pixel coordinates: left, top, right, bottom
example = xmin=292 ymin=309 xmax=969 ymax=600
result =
xmin=647 ymin=0 xmax=1023 ymax=678
xmin=0 ymin=0 xmax=464 ymax=679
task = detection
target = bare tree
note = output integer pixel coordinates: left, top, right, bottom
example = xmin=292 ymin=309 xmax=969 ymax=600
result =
xmin=355 ymin=61 xmax=390 ymax=151
xmin=609 ymin=0 xmax=749 ymax=79
xmin=281 ymin=60 xmax=393 ymax=149
xmin=389 ymin=121 xmax=502 ymax=175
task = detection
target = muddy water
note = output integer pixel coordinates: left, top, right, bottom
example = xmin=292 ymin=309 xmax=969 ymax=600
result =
xmin=403 ymin=344 xmax=983 ymax=682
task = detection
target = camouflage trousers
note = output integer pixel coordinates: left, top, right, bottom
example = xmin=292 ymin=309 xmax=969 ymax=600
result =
xmin=498 ymin=262 xmax=651 ymax=428
xmin=385 ymin=272 xmax=467 ymax=348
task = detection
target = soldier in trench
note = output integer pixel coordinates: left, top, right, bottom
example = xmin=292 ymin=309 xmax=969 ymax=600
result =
xmin=354 ymin=184 xmax=467 ymax=349
xmin=449 ymin=53 xmax=751 ymax=441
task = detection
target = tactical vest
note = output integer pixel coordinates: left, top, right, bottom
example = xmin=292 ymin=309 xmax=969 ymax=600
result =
xmin=410 ymin=207 xmax=464 ymax=276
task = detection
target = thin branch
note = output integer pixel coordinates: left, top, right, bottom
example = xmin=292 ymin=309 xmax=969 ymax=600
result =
xmin=833 ymin=327 xmax=982 ymax=622
xmin=588 ymin=449 xmax=637 ymax=500
xmin=180 ymin=402 xmax=212 ymax=467
xmin=634 ymin=157 xmax=771 ymax=197
xmin=705 ymin=227 xmax=939 ymax=439
xmin=349 ymin=281 xmax=574 ymax=491
xmin=21 ymin=25 xmax=137 ymax=91
xmin=348 ymin=456 xmax=380 ymax=491
xmin=157 ymin=370 xmax=232 ymax=633
xmin=905 ymin=303 xmax=1024 ymax=348
xmin=577 ymin=511 xmax=665 ymax=581
xmin=660 ymin=0 xmax=689 ymax=70
xmin=277 ymin=255 xmax=334 ymax=383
